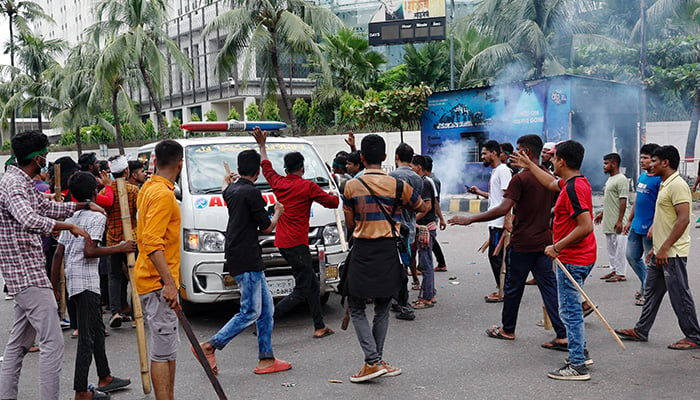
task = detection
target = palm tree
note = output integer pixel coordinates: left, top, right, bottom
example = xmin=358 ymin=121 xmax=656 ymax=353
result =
xmin=0 ymin=0 xmax=52 ymax=137
xmin=310 ymin=28 xmax=385 ymax=122
xmin=464 ymin=0 xmax=604 ymax=82
xmin=89 ymin=36 xmax=143 ymax=155
xmin=1 ymin=30 xmax=66 ymax=133
xmin=403 ymin=41 xmax=450 ymax=90
xmin=89 ymin=0 xmax=192 ymax=139
xmin=203 ymin=0 xmax=342 ymax=134
xmin=53 ymin=42 xmax=101 ymax=155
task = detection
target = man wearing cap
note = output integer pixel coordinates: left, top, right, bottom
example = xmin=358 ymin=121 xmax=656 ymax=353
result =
xmin=102 ymin=155 xmax=140 ymax=328
xmin=253 ymin=128 xmax=339 ymax=339
xmin=542 ymin=142 xmax=556 ymax=173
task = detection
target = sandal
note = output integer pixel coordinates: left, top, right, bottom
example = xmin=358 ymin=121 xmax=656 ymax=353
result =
xmin=411 ymin=299 xmax=433 ymax=309
xmin=485 ymin=326 xmax=514 ymax=340
xmin=606 ymin=274 xmax=626 ymax=282
xmin=541 ymin=339 xmax=568 ymax=352
xmin=668 ymin=338 xmax=699 ymax=350
xmin=411 ymin=282 xmax=421 ymax=291
xmin=191 ymin=345 xmax=218 ymax=375
xmin=635 ymin=297 xmax=645 ymax=306
xmin=254 ymin=358 xmax=292 ymax=374
xmin=313 ymin=327 xmax=335 ymax=339
xmin=615 ymin=328 xmax=647 ymax=342
xmin=600 ymin=271 xmax=616 ymax=280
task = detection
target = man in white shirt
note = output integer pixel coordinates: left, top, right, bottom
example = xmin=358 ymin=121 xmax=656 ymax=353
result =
xmin=468 ymin=140 xmax=512 ymax=302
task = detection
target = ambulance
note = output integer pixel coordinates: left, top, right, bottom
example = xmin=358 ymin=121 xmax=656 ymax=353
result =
xmin=137 ymin=136 xmax=346 ymax=314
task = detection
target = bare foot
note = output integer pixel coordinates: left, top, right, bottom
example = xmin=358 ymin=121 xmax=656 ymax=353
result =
xmin=257 ymin=358 xmax=275 ymax=370
xmin=200 ymin=341 xmax=214 ymax=355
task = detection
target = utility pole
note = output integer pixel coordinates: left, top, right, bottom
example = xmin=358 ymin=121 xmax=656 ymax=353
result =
xmin=639 ymin=0 xmax=648 ymax=181
xmin=449 ymin=0 xmax=455 ymax=90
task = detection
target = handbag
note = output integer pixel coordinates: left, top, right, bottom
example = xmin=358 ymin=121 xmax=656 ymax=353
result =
xmin=357 ymin=177 xmax=411 ymax=267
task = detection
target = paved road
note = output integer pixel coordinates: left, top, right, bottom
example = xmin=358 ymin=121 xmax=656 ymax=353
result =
xmin=2 ymin=213 xmax=700 ymax=399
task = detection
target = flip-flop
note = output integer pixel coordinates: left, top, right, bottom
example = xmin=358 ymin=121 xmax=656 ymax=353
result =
xmin=541 ymin=339 xmax=568 ymax=351
xmin=411 ymin=300 xmax=433 ymax=309
xmin=615 ymin=328 xmax=647 ymax=342
xmin=254 ymin=358 xmax=292 ymax=374
xmin=97 ymin=376 xmax=131 ymax=393
xmin=485 ymin=326 xmax=514 ymax=340
xmin=191 ymin=345 xmax=218 ymax=375
xmin=313 ymin=327 xmax=334 ymax=339
xmin=668 ymin=338 xmax=699 ymax=350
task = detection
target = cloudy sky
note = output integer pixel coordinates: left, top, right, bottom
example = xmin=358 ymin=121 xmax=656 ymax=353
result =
xmin=0 ymin=16 xmax=12 ymax=67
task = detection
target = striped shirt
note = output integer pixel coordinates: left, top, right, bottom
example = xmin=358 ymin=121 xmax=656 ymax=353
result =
xmin=343 ymin=170 xmax=423 ymax=239
xmin=59 ymin=210 xmax=106 ymax=297
xmin=0 ymin=165 xmax=77 ymax=295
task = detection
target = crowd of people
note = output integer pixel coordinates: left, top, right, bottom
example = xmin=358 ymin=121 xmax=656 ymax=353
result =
xmin=0 ymin=127 xmax=698 ymax=399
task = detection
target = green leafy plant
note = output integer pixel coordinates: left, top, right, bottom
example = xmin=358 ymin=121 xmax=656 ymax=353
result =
xmin=168 ymin=117 xmax=183 ymax=138
xmin=226 ymin=108 xmax=241 ymax=120
xmin=246 ymin=102 xmax=261 ymax=121
xmin=205 ymin=109 xmax=218 ymax=121
xmin=292 ymin=98 xmax=309 ymax=129
xmin=262 ymin=99 xmax=280 ymax=121
xmin=190 ymin=113 xmax=201 ymax=122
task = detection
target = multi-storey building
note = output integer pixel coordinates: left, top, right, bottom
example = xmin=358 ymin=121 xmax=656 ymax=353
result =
xmin=36 ymin=0 xmax=477 ymax=128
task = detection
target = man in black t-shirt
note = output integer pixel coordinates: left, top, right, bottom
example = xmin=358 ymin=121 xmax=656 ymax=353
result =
xmin=411 ymin=155 xmax=437 ymax=309
xmin=197 ymin=150 xmax=292 ymax=375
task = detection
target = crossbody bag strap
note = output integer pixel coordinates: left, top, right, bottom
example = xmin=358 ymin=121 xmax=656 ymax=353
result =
xmin=356 ymin=177 xmax=402 ymax=239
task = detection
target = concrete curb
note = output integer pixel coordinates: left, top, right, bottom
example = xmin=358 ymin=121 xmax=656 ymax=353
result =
xmin=442 ymin=197 xmax=489 ymax=214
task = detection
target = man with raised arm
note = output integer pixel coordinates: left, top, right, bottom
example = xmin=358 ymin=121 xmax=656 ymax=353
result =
xmin=252 ymin=127 xmax=339 ymax=339
xmin=511 ymin=140 xmax=597 ymax=381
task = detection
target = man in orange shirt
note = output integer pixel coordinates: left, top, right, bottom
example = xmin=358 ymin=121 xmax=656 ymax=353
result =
xmin=134 ymin=140 xmax=183 ymax=400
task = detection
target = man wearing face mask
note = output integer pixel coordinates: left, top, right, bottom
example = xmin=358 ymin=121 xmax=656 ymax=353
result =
xmin=0 ymin=131 xmax=106 ymax=400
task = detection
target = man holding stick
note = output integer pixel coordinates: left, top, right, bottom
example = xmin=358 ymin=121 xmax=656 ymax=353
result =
xmin=0 ymin=131 xmax=105 ymax=400
xmin=252 ymin=128 xmax=339 ymax=339
xmin=511 ymin=140 xmax=597 ymax=381
xmin=134 ymin=140 xmax=183 ymax=400
xmin=615 ymin=145 xmax=700 ymax=350
xmin=450 ymin=135 xmax=567 ymax=350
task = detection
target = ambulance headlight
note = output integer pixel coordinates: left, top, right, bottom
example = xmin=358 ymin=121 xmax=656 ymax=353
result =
xmin=184 ymin=230 xmax=225 ymax=253
xmin=322 ymin=224 xmax=341 ymax=246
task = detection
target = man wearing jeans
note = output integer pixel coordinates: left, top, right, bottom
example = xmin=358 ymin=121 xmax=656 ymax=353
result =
xmin=512 ymin=140 xmax=597 ymax=381
xmin=198 ymin=150 xmax=291 ymax=374
xmin=253 ymin=128 xmax=339 ymax=339
xmin=623 ymin=144 xmax=661 ymax=306
xmin=615 ymin=145 xmax=700 ymax=350
xmin=343 ymin=134 xmax=425 ymax=382
xmin=0 ymin=131 xmax=103 ymax=400
xmin=410 ymin=155 xmax=437 ymax=309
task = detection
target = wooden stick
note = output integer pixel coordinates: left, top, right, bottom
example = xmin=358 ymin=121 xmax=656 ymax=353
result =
xmin=478 ymin=239 xmax=489 ymax=253
xmin=174 ymin=304 xmax=228 ymax=400
xmin=554 ymin=258 xmax=625 ymax=350
xmin=543 ymin=304 xmax=553 ymax=330
xmin=54 ymin=164 xmax=66 ymax=318
xmin=497 ymin=231 xmax=510 ymax=301
xmin=115 ymin=178 xmax=152 ymax=394
xmin=334 ymin=208 xmax=348 ymax=253
xmin=223 ymin=161 xmax=231 ymax=176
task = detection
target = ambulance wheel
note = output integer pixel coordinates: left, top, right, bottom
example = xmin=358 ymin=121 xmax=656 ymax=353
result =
xmin=179 ymin=295 xmax=202 ymax=317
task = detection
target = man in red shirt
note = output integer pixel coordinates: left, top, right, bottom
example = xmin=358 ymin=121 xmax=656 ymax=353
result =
xmin=253 ymin=128 xmax=339 ymax=338
xmin=512 ymin=140 xmax=596 ymax=381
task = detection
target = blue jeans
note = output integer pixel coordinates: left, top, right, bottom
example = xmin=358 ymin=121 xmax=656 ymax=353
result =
xmin=418 ymin=229 xmax=436 ymax=300
xmin=557 ymin=263 xmax=594 ymax=366
xmin=626 ymin=231 xmax=652 ymax=293
xmin=209 ymin=271 xmax=274 ymax=359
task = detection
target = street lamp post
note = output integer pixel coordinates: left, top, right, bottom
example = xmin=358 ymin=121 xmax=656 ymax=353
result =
xmin=449 ymin=0 xmax=455 ymax=91
xmin=227 ymin=76 xmax=234 ymax=117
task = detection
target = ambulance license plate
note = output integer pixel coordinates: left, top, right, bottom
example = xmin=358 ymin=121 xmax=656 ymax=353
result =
xmin=267 ymin=278 xmax=295 ymax=296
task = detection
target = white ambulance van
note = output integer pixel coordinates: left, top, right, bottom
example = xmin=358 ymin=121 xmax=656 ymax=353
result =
xmin=137 ymin=136 xmax=346 ymax=314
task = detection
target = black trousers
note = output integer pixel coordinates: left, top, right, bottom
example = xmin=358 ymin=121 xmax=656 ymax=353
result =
xmin=432 ymin=239 xmax=446 ymax=268
xmin=488 ymin=227 xmax=505 ymax=287
xmin=72 ymin=290 xmax=110 ymax=392
xmin=109 ymin=253 xmax=129 ymax=316
xmin=275 ymin=245 xmax=325 ymax=330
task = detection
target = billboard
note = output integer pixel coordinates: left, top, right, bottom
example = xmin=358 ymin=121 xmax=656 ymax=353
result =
xmin=368 ymin=0 xmax=446 ymax=46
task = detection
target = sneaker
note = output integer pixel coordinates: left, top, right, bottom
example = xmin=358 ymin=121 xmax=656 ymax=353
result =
xmin=547 ymin=363 xmax=590 ymax=381
xmin=434 ymin=266 xmax=447 ymax=272
xmin=565 ymin=349 xmax=594 ymax=366
xmin=350 ymin=362 xmax=387 ymax=383
xmin=396 ymin=309 xmax=416 ymax=320
xmin=390 ymin=303 xmax=401 ymax=313
xmin=109 ymin=314 xmax=123 ymax=329
xmin=4 ymin=294 xmax=12 ymax=300
xmin=59 ymin=318 xmax=71 ymax=329
xmin=380 ymin=360 xmax=402 ymax=377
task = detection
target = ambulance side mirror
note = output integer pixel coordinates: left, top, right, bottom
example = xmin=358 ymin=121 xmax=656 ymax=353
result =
xmin=174 ymin=182 xmax=182 ymax=201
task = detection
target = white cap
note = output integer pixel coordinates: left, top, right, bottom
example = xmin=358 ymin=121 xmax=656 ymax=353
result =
xmin=108 ymin=155 xmax=128 ymax=174
xmin=543 ymin=142 xmax=556 ymax=150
